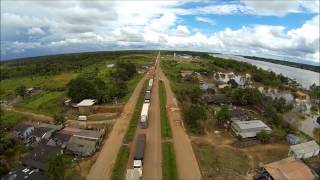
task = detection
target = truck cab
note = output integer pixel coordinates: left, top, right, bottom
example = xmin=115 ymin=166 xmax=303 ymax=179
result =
xmin=133 ymin=160 xmax=143 ymax=177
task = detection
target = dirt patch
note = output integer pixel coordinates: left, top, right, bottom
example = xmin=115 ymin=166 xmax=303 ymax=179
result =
xmin=93 ymin=105 xmax=123 ymax=114
xmin=193 ymin=142 xmax=251 ymax=180
xmin=88 ymin=113 xmax=119 ymax=121
xmin=75 ymin=156 xmax=98 ymax=177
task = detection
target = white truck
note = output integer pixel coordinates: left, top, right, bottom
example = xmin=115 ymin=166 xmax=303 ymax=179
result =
xmin=140 ymin=103 xmax=150 ymax=128
xmin=126 ymin=169 xmax=140 ymax=180
xmin=148 ymin=78 xmax=153 ymax=88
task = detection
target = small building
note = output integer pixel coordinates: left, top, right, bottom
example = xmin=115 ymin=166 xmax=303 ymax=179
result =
xmin=288 ymin=141 xmax=320 ymax=159
xmin=49 ymin=127 xmax=80 ymax=148
xmin=3 ymin=166 xmax=48 ymax=180
xmin=231 ymin=120 xmax=272 ymax=138
xmin=295 ymin=90 xmax=307 ymax=100
xmin=106 ymin=63 xmax=115 ymax=68
xmin=31 ymin=123 xmax=63 ymax=144
xmin=14 ymin=123 xmax=34 ymax=140
xmin=77 ymin=99 xmax=96 ymax=115
xmin=74 ymin=129 xmax=104 ymax=144
xmin=66 ymin=136 xmax=97 ymax=156
xmin=263 ymin=157 xmax=316 ymax=180
xmin=286 ymin=134 xmax=301 ymax=145
xmin=22 ymin=144 xmax=61 ymax=171
xmin=202 ymin=94 xmax=230 ymax=105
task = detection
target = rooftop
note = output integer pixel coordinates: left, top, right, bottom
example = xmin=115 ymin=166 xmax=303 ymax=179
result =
xmin=290 ymin=141 xmax=320 ymax=154
xmin=232 ymin=120 xmax=271 ymax=131
xmin=264 ymin=157 xmax=315 ymax=180
xmin=74 ymin=129 xmax=104 ymax=140
xmin=67 ymin=136 xmax=96 ymax=156
xmin=77 ymin=99 xmax=96 ymax=107
xmin=3 ymin=166 xmax=48 ymax=180
xmin=14 ymin=123 xmax=33 ymax=133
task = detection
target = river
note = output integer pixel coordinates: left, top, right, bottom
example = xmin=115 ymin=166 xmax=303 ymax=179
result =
xmin=210 ymin=54 xmax=320 ymax=89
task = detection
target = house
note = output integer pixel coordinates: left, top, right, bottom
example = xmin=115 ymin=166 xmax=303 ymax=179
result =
xmin=14 ymin=123 xmax=34 ymax=140
xmin=3 ymin=166 xmax=48 ymax=180
xmin=66 ymin=128 xmax=104 ymax=156
xmin=263 ymin=157 xmax=317 ymax=180
xmin=31 ymin=123 xmax=63 ymax=144
xmin=288 ymin=141 xmax=319 ymax=159
xmin=295 ymin=90 xmax=307 ymax=100
xmin=48 ymin=127 xmax=80 ymax=148
xmin=231 ymin=120 xmax=272 ymax=138
xmin=77 ymin=99 xmax=96 ymax=115
xmin=176 ymin=54 xmax=192 ymax=59
xmin=22 ymin=144 xmax=61 ymax=171
xmin=202 ymin=94 xmax=230 ymax=105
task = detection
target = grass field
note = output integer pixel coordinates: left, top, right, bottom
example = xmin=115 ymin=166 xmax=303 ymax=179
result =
xmin=0 ymin=110 xmax=26 ymax=129
xmin=0 ymin=72 xmax=77 ymax=98
xmin=123 ymin=81 xmax=147 ymax=143
xmin=159 ymin=81 xmax=172 ymax=138
xmin=110 ymin=145 xmax=130 ymax=180
xmin=162 ymin=142 xmax=178 ymax=180
xmin=15 ymin=91 xmax=65 ymax=115
xmin=122 ymin=74 xmax=144 ymax=102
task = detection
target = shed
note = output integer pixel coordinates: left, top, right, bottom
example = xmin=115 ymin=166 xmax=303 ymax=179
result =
xmin=286 ymin=134 xmax=301 ymax=145
xmin=288 ymin=141 xmax=319 ymax=159
xmin=77 ymin=99 xmax=96 ymax=115
xmin=263 ymin=157 xmax=316 ymax=180
xmin=231 ymin=120 xmax=272 ymax=138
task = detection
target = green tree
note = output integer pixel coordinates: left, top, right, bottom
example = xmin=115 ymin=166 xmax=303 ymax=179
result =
xmin=257 ymin=130 xmax=271 ymax=143
xmin=313 ymin=128 xmax=320 ymax=142
xmin=310 ymin=83 xmax=320 ymax=99
xmin=54 ymin=112 xmax=65 ymax=125
xmin=216 ymin=105 xmax=230 ymax=126
xmin=182 ymin=104 xmax=207 ymax=134
xmin=47 ymin=154 xmax=70 ymax=180
xmin=15 ymin=85 xmax=26 ymax=98
xmin=67 ymin=77 xmax=98 ymax=102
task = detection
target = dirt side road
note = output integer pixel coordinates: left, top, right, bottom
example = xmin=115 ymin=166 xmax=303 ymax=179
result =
xmin=87 ymin=74 xmax=148 ymax=180
xmin=159 ymin=56 xmax=202 ymax=180
xmin=127 ymin=53 xmax=162 ymax=180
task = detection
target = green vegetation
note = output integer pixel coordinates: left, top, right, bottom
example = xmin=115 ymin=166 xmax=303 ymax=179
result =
xmin=216 ymin=105 xmax=230 ymax=126
xmin=256 ymin=130 xmax=272 ymax=143
xmin=313 ymin=128 xmax=320 ymax=142
xmin=162 ymin=142 xmax=178 ymax=180
xmin=47 ymin=154 xmax=71 ymax=180
xmin=159 ymin=81 xmax=172 ymax=138
xmin=309 ymin=84 xmax=320 ymax=99
xmin=15 ymin=91 xmax=65 ymax=115
xmin=182 ymin=104 xmax=207 ymax=134
xmin=110 ymin=145 xmax=130 ymax=180
xmin=223 ymin=87 xmax=262 ymax=106
xmin=54 ymin=112 xmax=66 ymax=125
xmin=123 ymin=81 xmax=147 ymax=143
xmin=0 ymin=110 xmax=27 ymax=175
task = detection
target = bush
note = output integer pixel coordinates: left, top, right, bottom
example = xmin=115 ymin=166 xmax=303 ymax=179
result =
xmin=257 ymin=130 xmax=271 ymax=143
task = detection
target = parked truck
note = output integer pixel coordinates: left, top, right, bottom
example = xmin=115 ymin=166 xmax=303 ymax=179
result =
xmin=148 ymin=78 xmax=153 ymax=88
xmin=144 ymin=91 xmax=151 ymax=103
xmin=133 ymin=134 xmax=146 ymax=177
xmin=140 ymin=103 xmax=150 ymax=128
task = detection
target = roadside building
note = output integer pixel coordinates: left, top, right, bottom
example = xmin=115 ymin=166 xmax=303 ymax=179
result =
xmin=66 ymin=129 xmax=104 ymax=156
xmin=3 ymin=166 xmax=48 ymax=180
xmin=77 ymin=99 xmax=96 ymax=115
xmin=22 ymin=144 xmax=61 ymax=171
xmin=263 ymin=157 xmax=316 ymax=180
xmin=231 ymin=120 xmax=272 ymax=138
xmin=202 ymin=94 xmax=230 ymax=105
xmin=288 ymin=141 xmax=320 ymax=159
xmin=48 ymin=127 xmax=80 ymax=148
xmin=14 ymin=123 xmax=34 ymax=140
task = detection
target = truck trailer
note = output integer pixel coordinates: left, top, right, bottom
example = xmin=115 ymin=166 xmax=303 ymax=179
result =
xmin=148 ymin=78 xmax=153 ymax=88
xmin=140 ymin=103 xmax=150 ymax=128
xmin=133 ymin=134 xmax=146 ymax=177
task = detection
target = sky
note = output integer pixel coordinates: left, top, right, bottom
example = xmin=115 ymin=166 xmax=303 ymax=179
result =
xmin=1 ymin=0 xmax=319 ymax=65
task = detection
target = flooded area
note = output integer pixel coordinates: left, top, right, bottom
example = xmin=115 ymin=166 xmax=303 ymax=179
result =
xmin=211 ymin=54 xmax=320 ymax=89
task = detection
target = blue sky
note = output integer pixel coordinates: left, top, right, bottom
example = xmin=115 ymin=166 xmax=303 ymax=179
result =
xmin=1 ymin=0 xmax=319 ymax=64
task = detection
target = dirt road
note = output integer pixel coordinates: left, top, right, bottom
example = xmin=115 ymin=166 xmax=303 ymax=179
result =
xmin=127 ymin=53 xmax=162 ymax=179
xmin=87 ymin=74 xmax=148 ymax=180
xmin=159 ymin=55 xmax=202 ymax=180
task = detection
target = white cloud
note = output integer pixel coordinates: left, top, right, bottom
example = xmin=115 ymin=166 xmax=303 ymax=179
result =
xmin=195 ymin=16 xmax=216 ymax=25
xmin=27 ymin=27 xmax=45 ymax=36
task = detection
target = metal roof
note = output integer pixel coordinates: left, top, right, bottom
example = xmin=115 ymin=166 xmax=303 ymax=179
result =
xmin=232 ymin=120 xmax=271 ymax=131
xmin=74 ymin=129 xmax=104 ymax=140
xmin=77 ymin=99 xmax=96 ymax=106
xmin=290 ymin=141 xmax=319 ymax=154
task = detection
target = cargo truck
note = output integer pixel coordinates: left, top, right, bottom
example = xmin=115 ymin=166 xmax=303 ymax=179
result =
xmin=133 ymin=134 xmax=146 ymax=177
xmin=140 ymin=103 xmax=150 ymax=128
xmin=144 ymin=91 xmax=151 ymax=103
xmin=146 ymin=85 xmax=152 ymax=93
xmin=148 ymin=78 xmax=153 ymax=88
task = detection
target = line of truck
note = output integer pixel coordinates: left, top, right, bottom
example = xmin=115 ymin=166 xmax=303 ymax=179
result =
xmin=126 ymin=68 xmax=155 ymax=180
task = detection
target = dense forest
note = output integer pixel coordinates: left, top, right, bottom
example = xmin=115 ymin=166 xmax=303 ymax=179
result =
xmin=0 ymin=50 xmax=155 ymax=79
